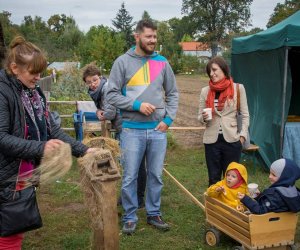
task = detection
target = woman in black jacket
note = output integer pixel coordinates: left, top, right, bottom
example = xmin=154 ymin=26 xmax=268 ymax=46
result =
xmin=0 ymin=36 xmax=94 ymax=249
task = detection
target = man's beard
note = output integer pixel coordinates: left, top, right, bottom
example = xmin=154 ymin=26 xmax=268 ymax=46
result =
xmin=139 ymin=40 xmax=156 ymax=55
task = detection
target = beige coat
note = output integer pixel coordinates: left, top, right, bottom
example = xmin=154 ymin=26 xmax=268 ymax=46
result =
xmin=198 ymin=83 xmax=249 ymax=144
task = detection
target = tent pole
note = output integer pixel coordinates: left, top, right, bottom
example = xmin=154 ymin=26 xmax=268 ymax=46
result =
xmin=280 ymin=46 xmax=289 ymax=157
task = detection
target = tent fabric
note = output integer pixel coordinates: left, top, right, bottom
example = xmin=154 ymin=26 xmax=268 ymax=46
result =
xmin=231 ymin=11 xmax=300 ymax=168
xmin=288 ymin=48 xmax=300 ymax=116
xmin=231 ymin=48 xmax=292 ymax=168
xmin=232 ymin=11 xmax=300 ymax=54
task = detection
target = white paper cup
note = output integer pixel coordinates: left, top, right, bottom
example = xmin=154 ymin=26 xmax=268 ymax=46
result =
xmin=248 ymin=183 xmax=258 ymax=198
xmin=203 ymin=108 xmax=212 ymax=120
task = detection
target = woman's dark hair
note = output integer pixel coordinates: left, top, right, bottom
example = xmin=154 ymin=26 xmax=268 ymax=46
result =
xmin=206 ymin=56 xmax=230 ymax=79
xmin=82 ymin=64 xmax=101 ymax=82
xmin=5 ymin=36 xmax=47 ymax=75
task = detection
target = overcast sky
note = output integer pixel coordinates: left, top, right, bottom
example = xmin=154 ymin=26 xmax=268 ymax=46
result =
xmin=1 ymin=0 xmax=285 ymax=32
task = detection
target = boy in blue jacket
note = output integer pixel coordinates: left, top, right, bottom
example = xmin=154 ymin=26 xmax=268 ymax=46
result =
xmin=237 ymin=158 xmax=300 ymax=214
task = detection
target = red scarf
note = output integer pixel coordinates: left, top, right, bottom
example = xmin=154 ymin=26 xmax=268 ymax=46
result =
xmin=230 ymin=169 xmax=244 ymax=189
xmin=206 ymin=77 xmax=234 ymax=112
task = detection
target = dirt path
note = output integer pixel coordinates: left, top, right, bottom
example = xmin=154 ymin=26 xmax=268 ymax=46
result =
xmin=172 ymin=74 xmax=208 ymax=148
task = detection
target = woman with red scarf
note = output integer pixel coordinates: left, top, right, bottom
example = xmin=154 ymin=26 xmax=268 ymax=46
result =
xmin=198 ymin=57 xmax=249 ymax=186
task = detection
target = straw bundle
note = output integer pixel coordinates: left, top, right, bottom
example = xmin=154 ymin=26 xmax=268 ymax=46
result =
xmin=77 ymin=148 xmax=118 ymax=230
xmin=82 ymin=136 xmax=121 ymax=168
xmin=19 ymin=142 xmax=72 ymax=188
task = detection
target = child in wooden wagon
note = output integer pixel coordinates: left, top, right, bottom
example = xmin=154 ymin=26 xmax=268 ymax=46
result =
xmin=207 ymin=162 xmax=249 ymax=212
xmin=237 ymin=158 xmax=300 ymax=214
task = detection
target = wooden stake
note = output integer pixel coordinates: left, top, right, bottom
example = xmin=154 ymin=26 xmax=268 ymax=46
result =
xmin=163 ymin=168 xmax=205 ymax=211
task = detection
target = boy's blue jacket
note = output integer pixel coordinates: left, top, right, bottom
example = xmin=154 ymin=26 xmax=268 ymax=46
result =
xmin=241 ymin=159 xmax=300 ymax=214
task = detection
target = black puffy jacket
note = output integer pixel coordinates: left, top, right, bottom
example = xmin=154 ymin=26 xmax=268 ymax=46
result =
xmin=0 ymin=69 xmax=88 ymax=193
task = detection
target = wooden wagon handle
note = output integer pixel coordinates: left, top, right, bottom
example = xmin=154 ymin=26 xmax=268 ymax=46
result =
xmin=163 ymin=168 xmax=205 ymax=211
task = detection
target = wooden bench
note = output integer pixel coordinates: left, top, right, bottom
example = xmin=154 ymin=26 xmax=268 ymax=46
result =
xmin=242 ymin=144 xmax=260 ymax=173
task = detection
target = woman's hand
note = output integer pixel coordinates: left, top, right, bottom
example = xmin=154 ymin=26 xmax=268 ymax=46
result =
xmin=44 ymin=139 xmax=64 ymax=155
xmin=202 ymin=111 xmax=209 ymax=121
xmin=240 ymin=136 xmax=245 ymax=144
xmin=86 ymin=148 xmax=98 ymax=154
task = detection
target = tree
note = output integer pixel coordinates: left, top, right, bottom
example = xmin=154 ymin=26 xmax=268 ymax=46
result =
xmin=181 ymin=34 xmax=193 ymax=42
xmin=168 ymin=16 xmax=196 ymax=42
xmin=47 ymin=14 xmax=74 ymax=34
xmin=0 ymin=11 xmax=20 ymax=46
xmin=46 ymin=15 xmax=84 ymax=61
xmin=112 ymin=2 xmax=135 ymax=50
xmin=58 ymin=18 xmax=84 ymax=51
xmin=157 ymin=21 xmax=182 ymax=73
xmin=221 ymin=27 xmax=263 ymax=62
xmin=78 ymin=25 xmax=125 ymax=71
xmin=180 ymin=54 xmax=201 ymax=73
xmin=267 ymin=0 xmax=300 ymax=28
xmin=19 ymin=15 xmax=50 ymax=46
xmin=141 ymin=11 xmax=152 ymax=21
xmin=182 ymin=0 xmax=253 ymax=57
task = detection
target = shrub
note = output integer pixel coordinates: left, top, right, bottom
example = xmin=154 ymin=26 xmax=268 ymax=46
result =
xmin=50 ymin=66 xmax=90 ymax=101
xmin=167 ymin=131 xmax=178 ymax=150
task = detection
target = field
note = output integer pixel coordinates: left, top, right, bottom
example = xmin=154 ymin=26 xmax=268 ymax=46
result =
xmin=171 ymin=74 xmax=209 ymax=148
xmin=22 ymin=74 xmax=300 ymax=249
xmin=174 ymin=74 xmax=207 ymax=128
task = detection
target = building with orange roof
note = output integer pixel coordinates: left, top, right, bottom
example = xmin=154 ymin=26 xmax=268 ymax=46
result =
xmin=179 ymin=41 xmax=223 ymax=62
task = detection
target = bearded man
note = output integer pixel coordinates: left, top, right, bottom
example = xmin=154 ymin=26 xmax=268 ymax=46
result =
xmin=107 ymin=19 xmax=178 ymax=234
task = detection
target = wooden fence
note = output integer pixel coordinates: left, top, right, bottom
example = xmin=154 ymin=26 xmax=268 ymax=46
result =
xmin=48 ymin=101 xmax=77 ymax=131
xmin=48 ymin=101 xmax=206 ymax=134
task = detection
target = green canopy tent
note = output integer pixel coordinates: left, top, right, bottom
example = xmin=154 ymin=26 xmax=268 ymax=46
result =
xmin=231 ymin=10 xmax=300 ymax=168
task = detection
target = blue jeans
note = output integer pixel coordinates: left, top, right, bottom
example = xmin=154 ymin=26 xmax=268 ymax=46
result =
xmin=120 ymin=128 xmax=167 ymax=223
xmin=137 ymin=155 xmax=147 ymax=206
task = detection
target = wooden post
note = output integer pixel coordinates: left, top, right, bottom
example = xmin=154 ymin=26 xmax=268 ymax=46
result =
xmin=91 ymin=156 xmax=120 ymax=250
xmin=79 ymin=150 xmax=121 ymax=250
xmin=101 ymin=120 xmax=112 ymax=138
xmin=93 ymin=181 xmax=119 ymax=250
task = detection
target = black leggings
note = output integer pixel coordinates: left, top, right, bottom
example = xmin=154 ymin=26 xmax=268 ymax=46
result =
xmin=205 ymin=134 xmax=242 ymax=186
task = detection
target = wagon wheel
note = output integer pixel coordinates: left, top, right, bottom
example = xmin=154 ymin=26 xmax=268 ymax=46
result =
xmin=205 ymin=228 xmax=220 ymax=246
xmin=287 ymin=244 xmax=297 ymax=250
xmin=232 ymin=246 xmax=244 ymax=250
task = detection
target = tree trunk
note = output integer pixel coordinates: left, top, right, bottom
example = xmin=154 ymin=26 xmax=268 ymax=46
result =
xmin=211 ymin=41 xmax=218 ymax=58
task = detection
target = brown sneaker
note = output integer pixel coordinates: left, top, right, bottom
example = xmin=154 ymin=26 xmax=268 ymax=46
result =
xmin=147 ymin=216 xmax=170 ymax=231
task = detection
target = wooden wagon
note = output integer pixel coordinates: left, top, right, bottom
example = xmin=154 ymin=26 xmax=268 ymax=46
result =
xmin=204 ymin=194 xmax=298 ymax=250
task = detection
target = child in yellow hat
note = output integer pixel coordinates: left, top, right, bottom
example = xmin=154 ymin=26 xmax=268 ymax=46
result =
xmin=207 ymin=162 xmax=249 ymax=211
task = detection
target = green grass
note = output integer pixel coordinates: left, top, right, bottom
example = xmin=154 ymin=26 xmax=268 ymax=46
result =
xmin=23 ymin=147 xmax=300 ymax=249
